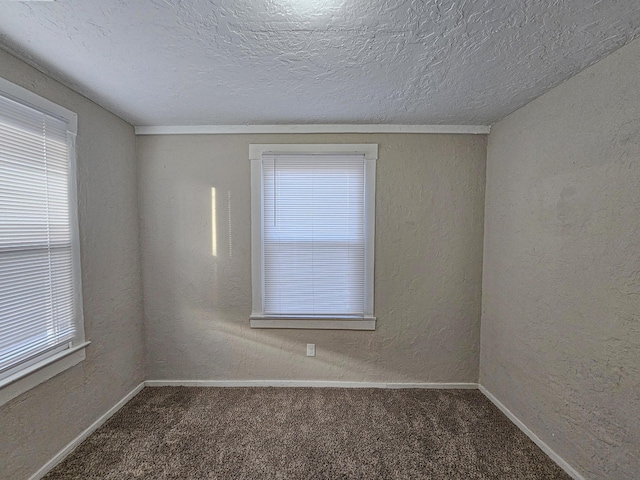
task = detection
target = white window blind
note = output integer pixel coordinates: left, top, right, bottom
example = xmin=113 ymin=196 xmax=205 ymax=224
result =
xmin=0 ymin=91 xmax=78 ymax=380
xmin=262 ymin=153 xmax=366 ymax=317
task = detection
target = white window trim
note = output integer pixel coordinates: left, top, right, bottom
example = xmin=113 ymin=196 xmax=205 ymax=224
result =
xmin=0 ymin=76 xmax=88 ymax=407
xmin=250 ymin=144 xmax=377 ymax=330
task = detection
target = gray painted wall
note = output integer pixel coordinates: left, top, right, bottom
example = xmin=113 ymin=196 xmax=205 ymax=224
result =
xmin=0 ymin=50 xmax=144 ymax=480
xmin=138 ymin=133 xmax=486 ymax=383
xmin=481 ymin=38 xmax=640 ymax=479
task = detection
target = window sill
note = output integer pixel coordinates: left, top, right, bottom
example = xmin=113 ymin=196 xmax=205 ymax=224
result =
xmin=0 ymin=341 xmax=90 ymax=407
xmin=250 ymin=316 xmax=376 ymax=331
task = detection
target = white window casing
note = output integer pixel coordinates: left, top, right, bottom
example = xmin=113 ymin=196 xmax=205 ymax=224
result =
xmin=0 ymin=76 xmax=88 ymax=406
xmin=250 ymin=144 xmax=377 ymax=330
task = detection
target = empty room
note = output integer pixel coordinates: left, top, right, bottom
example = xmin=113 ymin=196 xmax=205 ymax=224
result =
xmin=0 ymin=1 xmax=638 ymax=479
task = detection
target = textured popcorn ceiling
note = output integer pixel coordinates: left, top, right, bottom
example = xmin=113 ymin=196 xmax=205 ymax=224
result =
xmin=1 ymin=0 xmax=640 ymax=126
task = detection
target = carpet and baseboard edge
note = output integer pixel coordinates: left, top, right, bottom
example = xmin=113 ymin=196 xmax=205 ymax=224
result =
xmin=27 ymin=382 xmax=145 ymax=480
xmin=27 ymin=381 xmax=586 ymax=480
xmin=144 ymin=380 xmax=479 ymax=389
xmin=478 ymin=384 xmax=586 ymax=480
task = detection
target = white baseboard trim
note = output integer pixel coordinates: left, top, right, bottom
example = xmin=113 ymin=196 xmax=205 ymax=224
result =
xmin=144 ymin=379 xmax=479 ymax=389
xmin=478 ymin=384 xmax=586 ymax=480
xmin=28 ymin=382 xmax=145 ymax=480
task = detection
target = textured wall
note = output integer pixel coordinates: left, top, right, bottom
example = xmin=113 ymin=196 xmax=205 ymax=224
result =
xmin=138 ymin=133 xmax=486 ymax=383
xmin=0 ymin=51 xmax=144 ymax=480
xmin=481 ymin=38 xmax=640 ymax=479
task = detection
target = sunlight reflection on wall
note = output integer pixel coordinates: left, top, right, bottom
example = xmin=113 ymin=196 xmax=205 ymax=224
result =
xmin=211 ymin=187 xmax=217 ymax=256
xmin=227 ymin=190 xmax=233 ymax=258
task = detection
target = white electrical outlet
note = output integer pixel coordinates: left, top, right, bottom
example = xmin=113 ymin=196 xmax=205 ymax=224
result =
xmin=306 ymin=344 xmax=316 ymax=357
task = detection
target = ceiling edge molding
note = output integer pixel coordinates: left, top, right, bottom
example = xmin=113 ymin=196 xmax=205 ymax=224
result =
xmin=134 ymin=124 xmax=491 ymax=135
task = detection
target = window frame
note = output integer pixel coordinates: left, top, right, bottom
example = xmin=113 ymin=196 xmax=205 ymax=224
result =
xmin=249 ymin=144 xmax=377 ymax=330
xmin=0 ymin=76 xmax=88 ymax=406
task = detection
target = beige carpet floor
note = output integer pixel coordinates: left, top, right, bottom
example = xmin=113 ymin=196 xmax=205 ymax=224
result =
xmin=44 ymin=387 xmax=571 ymax=479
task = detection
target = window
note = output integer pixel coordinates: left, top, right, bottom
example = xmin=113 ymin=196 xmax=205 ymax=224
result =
xmin=250 ymin=144 xmax=376 ymax=330
xmin=0 ymin=77 xmax=87 ymax=405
